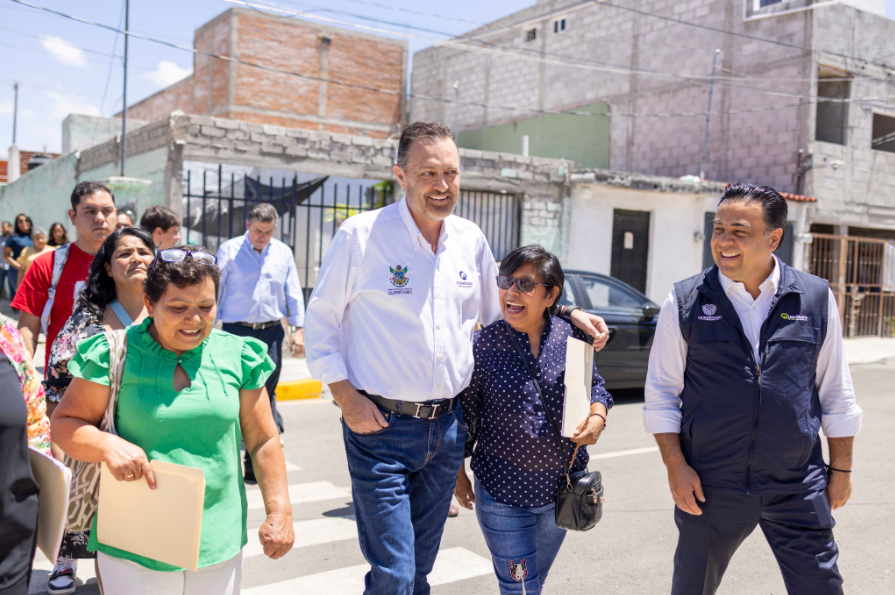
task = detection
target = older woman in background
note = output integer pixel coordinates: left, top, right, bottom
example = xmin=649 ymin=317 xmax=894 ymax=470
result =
xmin=455 ymin=245 xmax=613 ymax=595
xmin=43 ymin=227 xmax=155 ymax=595
xmin=16 ymin=227 xmax=56 ymax=287
xmin=52 ymin=246 xmax=294 ymax=594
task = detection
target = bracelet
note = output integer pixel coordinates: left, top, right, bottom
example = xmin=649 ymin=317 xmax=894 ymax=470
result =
xmin=589 ymin=412 xmax=607 ymax=428
xmin=561 ymin=305 xmax=582 ymax=319
xmin=827 ymin=466 xmax=852 ymax=473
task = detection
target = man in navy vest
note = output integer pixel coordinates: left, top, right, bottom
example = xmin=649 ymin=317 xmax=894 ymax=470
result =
xmin=644 ymin=184 xmax=862 ymax=594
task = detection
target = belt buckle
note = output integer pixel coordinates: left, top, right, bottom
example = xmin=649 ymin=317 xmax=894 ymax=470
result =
xmin=413 ymin=403 xmax=423 ymax=418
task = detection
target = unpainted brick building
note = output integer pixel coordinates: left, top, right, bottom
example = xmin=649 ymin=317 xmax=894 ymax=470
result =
xmin=120 ymin=7 xmax=407 ymax=139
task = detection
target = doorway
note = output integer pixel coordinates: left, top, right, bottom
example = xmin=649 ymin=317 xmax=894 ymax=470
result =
xmin=610 ymin=209 xmax=650 ymax=293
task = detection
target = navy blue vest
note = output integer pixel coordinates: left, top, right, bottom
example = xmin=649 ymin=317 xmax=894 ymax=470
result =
xmin=675 ymin=262 xmax=829 ymax=494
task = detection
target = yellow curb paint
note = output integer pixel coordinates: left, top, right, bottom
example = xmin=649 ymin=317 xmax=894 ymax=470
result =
xmin=276 ymin=379 xmax=323 ymax=401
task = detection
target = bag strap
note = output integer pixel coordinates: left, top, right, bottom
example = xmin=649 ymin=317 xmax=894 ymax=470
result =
xmin=109 ymin=299 xmax=134 ymax=327
xmin=49 ymin=243 xmax=71 ymax=296
xmin=503 ymin=321 xmax=573 ymax=484
xmin=102 ymin=329 xmax=128 ymax=436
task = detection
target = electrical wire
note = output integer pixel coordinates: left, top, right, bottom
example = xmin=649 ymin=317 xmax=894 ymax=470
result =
xmin=0 ymin=25 xmax=122 ymax=58
xmin=0 ymin=79 xmax=108 ymax=101
xmin=5 ymin=0 xmax=884 ymax=120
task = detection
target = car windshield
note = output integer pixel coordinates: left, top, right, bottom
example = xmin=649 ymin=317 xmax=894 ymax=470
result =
xmin=580 ymin=276 xmax=644 ymax=310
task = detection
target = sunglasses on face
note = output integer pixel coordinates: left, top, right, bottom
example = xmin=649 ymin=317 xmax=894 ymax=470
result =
xmin=151 ymin=248 xmax=217 ymax=268
xmin=496 ymin=275 xmax=550 ymax=293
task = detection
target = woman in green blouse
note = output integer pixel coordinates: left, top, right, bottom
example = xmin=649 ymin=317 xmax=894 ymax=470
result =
xmin=52 ymin=246 xmax=294 ymax=595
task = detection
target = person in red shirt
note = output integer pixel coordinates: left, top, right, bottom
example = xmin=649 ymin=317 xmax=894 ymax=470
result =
xmin=13 ymin=181 xmax=117 ymax=389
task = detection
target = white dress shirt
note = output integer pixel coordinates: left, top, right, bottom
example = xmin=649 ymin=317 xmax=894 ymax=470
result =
xmin=305 ymin=197 xmax=502 ymax=403
xmin=216 ymin=233 xmax=305 ymax=327
xmin=644 ymin=257 xmax=863 ymax=438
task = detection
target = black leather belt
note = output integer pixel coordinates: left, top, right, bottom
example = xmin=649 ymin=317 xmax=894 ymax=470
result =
xmin=233 ymin=320 xmax=280 ymax=330
xmin=358 ymin=390 xmax=456 ymax=420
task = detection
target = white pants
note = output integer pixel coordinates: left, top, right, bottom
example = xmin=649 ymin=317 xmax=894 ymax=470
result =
xmin=96 ymin=550 xmax=243 ymax=595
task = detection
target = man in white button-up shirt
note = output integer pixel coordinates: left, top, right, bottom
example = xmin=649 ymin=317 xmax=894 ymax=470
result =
xmin=644 ymin=184 xmax=862 ymax=595
xmin=305 ymin=122 xmax=607 ymax=595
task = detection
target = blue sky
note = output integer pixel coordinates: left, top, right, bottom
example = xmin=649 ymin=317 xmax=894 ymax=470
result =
xmin=1 ymin=0 xmax=894 ymax=158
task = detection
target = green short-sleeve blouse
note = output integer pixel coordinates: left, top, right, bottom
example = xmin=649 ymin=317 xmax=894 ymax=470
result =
xmin=69 ymin=317 xmax=274 ymax=571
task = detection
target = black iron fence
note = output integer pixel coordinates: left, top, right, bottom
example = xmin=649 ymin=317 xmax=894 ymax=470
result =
xmin=183 ymin=166 xmax=521 ymax=302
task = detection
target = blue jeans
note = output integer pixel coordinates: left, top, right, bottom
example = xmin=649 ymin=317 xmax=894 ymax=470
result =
xmin=0 ymin=267 xmax=16 ymax=301
xmin=342 ymin=402 xmax=467 ymax=595
xmin=474 ymin=478 xmax=567 ymax=595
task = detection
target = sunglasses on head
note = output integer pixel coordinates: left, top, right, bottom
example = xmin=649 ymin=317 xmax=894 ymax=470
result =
xmin=151 ymin=248 xmax=217 ymax=269
xmin=496 ymin=275 xmax=550 ymax=293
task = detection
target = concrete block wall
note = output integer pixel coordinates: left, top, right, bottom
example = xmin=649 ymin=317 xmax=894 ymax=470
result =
xmin=122 ymin=8 xmax=407 ymax=140
xmin=0 ymin=152 xmax=78 ymax=230
xmin=410 ymin=0 xmax=814 ymax=193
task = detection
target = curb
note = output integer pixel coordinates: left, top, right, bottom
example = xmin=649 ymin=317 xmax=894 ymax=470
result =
xmin=276 ymin=379 xmax=323 ymax=400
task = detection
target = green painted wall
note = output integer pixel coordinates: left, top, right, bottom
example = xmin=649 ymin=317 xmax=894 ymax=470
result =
xmin=78 ymin=146 xmax=169 ymax=216
xmin=457 ymin=102 xmax=610 ymax=169
xmin=0 ymin=152 xmax=78 ymax=230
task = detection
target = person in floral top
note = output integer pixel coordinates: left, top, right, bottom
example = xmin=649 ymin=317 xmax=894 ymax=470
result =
xmin=43 ymin=227 xmax=155 ymax=594
xmin=0 ymin=313 xmax=50 ymax=593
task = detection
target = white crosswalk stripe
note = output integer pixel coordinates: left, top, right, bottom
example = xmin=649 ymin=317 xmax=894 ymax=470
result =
xmin=245 ymin=481 xmax=351 ymax=510
xmin=244 ymin=516 xmax=358 ymax=558
xmin=243 ymin=547 xmax=493 ymax=594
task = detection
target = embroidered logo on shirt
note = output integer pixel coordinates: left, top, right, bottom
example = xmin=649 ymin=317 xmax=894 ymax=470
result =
xmin=508 ymin=558 xmax=528 ymax=582
xmin=698 ymin=303 xmax=722 ymax=321
xmin=781 ymin=313 xmax=809 ymax=321
xmin=457 ymin=270 xmax=473 ymax=288
xmin=459 ymin=271 xmax=467 ymax=280
xmin=388 ymin=265 xmax=412 ymax=295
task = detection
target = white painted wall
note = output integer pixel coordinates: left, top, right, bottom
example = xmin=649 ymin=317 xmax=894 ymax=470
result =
xmin=566 ymin=185 xmax=809 ymax=304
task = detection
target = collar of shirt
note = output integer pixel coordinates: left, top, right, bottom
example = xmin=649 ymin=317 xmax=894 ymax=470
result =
xmin=717 ymin=255 xmax=780 ymax=303
xmin=239 ymin=231 xmax=270 ymax=260
xmin=398 ymin=196 xmax=448 ymax=255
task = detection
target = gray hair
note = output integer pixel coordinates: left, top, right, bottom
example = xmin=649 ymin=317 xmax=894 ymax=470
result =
xmin=396 ymin=121 xmax=457 ymax=170
xmin=31 ymin=227 xmax=47 ymax=240
xmin=247 ymin=203 xmax=279 ymax=224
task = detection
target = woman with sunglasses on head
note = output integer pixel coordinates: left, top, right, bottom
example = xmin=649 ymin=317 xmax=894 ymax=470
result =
xmin=42 ymin=227 xmax=155 ymax=594
xmin=51 ymin=246 xmax=294 ymax=595
xmin=454 ymin=245 xmax=613 ymax=595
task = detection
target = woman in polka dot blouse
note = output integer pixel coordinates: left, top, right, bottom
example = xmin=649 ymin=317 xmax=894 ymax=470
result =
xmin=455 ymin=245 xmax=613 ymax=595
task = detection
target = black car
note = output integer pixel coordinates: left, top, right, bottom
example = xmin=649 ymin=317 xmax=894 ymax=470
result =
xmin=558 ymin=270 xmax=661 ymax=390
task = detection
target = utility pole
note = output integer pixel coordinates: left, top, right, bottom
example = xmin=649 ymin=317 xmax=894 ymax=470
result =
xmin=120 ymin=0 xmax=129 ymax=176
xmin=12 ymin=82 xmax=18 ymax=145
xmin=699 ymin=49 xmax=721 ymax=182
xmin=452 ymin=81 xmax=460 ymax=134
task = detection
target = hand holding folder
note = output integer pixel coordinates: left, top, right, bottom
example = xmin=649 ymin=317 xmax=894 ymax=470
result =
xmin=97 ymin=460 xmax=205 ymax=571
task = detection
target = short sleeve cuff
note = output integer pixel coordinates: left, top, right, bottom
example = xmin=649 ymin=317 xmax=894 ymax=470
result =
xmin=68 ymin=333 xmax=112 ymax=386
xmin=643 ymin=407 xmax=682 ymax=434
xmin=307 ymin=352 xmax=349 ymax=386
xmin=821 ymin=409 xmax=863 ymax=438
xmin=241 ymin=337 xmax=275 ymax=389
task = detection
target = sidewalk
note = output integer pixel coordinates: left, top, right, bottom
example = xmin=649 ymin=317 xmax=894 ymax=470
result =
xmin=844 ymin=337 xmax=895 ymax=365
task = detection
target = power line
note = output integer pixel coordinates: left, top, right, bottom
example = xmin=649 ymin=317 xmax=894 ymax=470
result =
xmin=0 ymin=79 xmax=108 ymax=101
xmin=0 ymin=25 xmax=122 ymax=58
xmin=329 ymin=0 xmax=482 ymax=25
xmin=4 ymin=0 xmax=878 ymax=121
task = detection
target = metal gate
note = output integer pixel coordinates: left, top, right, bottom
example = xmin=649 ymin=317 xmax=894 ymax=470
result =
xmin=182 ymin=167 xmax=521 ymax=301
xmin=808 ymin=233 xmax=895 ymax=337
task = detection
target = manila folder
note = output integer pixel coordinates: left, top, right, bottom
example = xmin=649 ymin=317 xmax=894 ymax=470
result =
xmin=97 ymin=460 xmax=205 ymax=572
xmin=561 ymin=335 xmax=593 ymax=438
xmin=29 ymin=446 xmax=72 ymax=562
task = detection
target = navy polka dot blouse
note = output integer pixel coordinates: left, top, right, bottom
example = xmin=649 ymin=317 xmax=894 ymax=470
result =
xmin=459 ymin=315 xmax=613 ymax=509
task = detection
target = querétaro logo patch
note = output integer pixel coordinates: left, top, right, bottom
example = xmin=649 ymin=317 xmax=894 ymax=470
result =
xmin=390 ymin=265 xmax=409 ymax=287
xmin=388 ymin=265 xmax=412 ymax=295
xmin=698 ymin=302 xmax=722 ymax=321
xmin=457 ymin=270 xmax=473 ymax=288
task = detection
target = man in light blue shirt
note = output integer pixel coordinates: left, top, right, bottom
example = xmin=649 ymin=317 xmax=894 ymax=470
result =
xmin=217 ymin=203 xmax=305 ymax=481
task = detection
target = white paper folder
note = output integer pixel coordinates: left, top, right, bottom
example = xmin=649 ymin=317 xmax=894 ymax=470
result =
xmin=97 ymin=460 xmax=205 ymax=572
xmin=562 ymin=336 xmax=594 ymax=438
xmin=29 ymin=447 xmax=73 ymax=562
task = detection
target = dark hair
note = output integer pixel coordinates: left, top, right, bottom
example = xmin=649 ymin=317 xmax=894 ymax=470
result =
xmin=75 ymin=227 xmax=156 ymax=318
xmin=396 ymin=121 xmax=457 ymax=170
xmin=47 ymin=222 xmax=69 ymax=247
xmin=499 ymin=245 xmax=565 ymax=316
xmin=14 ymin=213 xmax=32 ymax=236
xmin=247 ymin=203 xmax=278 ymax=224
xmin=71 ymin=181 xmax=115 ymax=210
xmin=144 ymin=245 xmax=220 ymax=304
xmin=1 ymin=221 xmax=11 ymax=227
xmin=718 ymin=183 xmax=788 ymax=242
xmin=140 ymin=205 xmax=180 ymax=233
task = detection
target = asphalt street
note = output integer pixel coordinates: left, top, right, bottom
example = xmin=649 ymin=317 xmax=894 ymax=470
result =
xmin=28 ymin=361 xmax=893 ymax=594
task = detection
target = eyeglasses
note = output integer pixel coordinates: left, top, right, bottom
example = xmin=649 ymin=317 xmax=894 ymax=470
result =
xmin=151 ymin=248 xmax=217 ymax=269
xmin=496 ymin=275 xmax=550 ymax=293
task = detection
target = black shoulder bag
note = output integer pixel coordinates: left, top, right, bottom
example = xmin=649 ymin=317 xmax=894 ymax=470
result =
xmin=503 ymin=321 xmax=604 ymax=531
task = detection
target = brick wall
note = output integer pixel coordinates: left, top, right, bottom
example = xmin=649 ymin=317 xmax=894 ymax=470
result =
xmin=122 ymin=7 xmax=406 ymax=140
